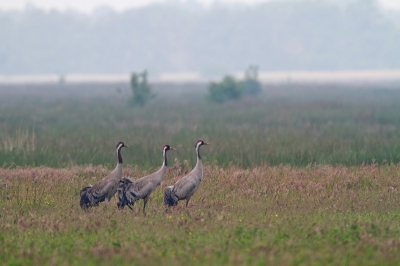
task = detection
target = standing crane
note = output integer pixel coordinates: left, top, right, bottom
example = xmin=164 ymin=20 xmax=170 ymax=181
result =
xmin=117 ymin=144 xmax=176 ymax=213
xmin=80 ymin=141 xmax=128 ymax=209
xmin=164 ymin=140 xmax=209 ymax=207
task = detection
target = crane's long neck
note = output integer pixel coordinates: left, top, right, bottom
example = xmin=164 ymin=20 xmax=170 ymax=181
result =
xmin=117 ymin=146 xmax=123 ymax=164
xmin=192 ymin=145 xmax=203 ymax=181
xmin=196 ymin=144 xmax=202 ymax=160
xmin=110 ymin=147 xmax=123 ymax=179
xmin=194 ymin=144 xmax=203 ymax=177
xmin=163 ymin=149 xmax=168 ymax=167
xmin=153 ymin=149 xmax=169 ymax=184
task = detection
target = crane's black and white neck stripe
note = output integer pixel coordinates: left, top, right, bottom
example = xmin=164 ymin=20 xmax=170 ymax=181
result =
xmin=195 ymin=140 xmax=209 ymax=160
xmin=162 ymin=144 xmax=176 ymax=166
xmin=116 ymin=141 xmax=128 ymax=164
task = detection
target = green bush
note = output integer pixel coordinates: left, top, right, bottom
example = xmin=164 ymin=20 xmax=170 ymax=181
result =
xmin=207 ymin=66 xmax=262 ymax=103
xmin=241 ymin=65 xmax=261 ymax=96
xmin=128 ymin=70 xmax=155 ymax=107
xmin=207 ymin=75 xmax=244 ymax=103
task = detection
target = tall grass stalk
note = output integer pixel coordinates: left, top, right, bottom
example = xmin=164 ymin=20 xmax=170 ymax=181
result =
xmin=0 ymin=124 xmax=35 ymax=152
xmin=1 ymin=83 xmax=400 ymax=168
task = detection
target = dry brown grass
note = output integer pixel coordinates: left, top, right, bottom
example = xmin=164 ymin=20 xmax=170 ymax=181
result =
xmin=1 ymin=163 xmax=400 ymax=265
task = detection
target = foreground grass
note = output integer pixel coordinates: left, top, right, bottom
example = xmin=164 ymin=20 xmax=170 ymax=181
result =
xmin=1 ymin=163 xmax=400 ymax=265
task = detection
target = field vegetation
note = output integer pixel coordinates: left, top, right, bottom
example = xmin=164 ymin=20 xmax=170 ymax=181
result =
xmin=2 ymin=163 xmax=400 ymax=265
xmin=1 ymin=82 xmax=400 ymax=265
xmin=1 ymin=82 xmax=400 ymax=168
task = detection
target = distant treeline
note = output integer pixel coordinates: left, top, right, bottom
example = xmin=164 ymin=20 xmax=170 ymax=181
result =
xmin=0 ymin=0 xmax=400 ymax=75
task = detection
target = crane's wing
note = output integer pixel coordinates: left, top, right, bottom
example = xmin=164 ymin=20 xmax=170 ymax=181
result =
xmin=164 ymin=186 xmax=177 ymax=206
xmin=79 ymin=185 xmax=92 ymax=209
xmin=125 ymin=176 xmax=157 ymax=202
xmin=172 ymin=174 xmax=197 ymax=200
xmin=90 ymin=178 xmax=118 ymax=202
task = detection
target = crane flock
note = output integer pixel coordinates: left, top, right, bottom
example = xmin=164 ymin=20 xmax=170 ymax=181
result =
xmin=79 ymin=140 xmax=209 ymax=213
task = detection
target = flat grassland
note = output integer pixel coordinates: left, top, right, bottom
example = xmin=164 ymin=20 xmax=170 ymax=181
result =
xmin=1 ymin=82 xmax=400 ymax=265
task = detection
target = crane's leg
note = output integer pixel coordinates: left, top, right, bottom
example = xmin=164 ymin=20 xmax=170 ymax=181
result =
xmin=143 ymin=196 xmax=149 ymax=215
xmin=103 ymin=198 xmax=110 ymax=210
xmin=185 ymin=198 xmax=190 ymax=207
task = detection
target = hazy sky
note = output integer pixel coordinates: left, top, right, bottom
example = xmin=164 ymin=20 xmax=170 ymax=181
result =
xmin=1 ymin=0 xmax=400 ymax=13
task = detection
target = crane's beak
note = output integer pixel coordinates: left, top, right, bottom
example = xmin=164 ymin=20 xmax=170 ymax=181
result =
xmin=204 ymin=142 xmax=210 ymax=145
xmin=170 ymin=147 xmax=177 ymax=151
xmin=125 ymin=145 xmax=129 ymax=148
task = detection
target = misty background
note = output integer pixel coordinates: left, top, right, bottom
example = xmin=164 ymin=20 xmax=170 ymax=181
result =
xmin=1 ymin=0 xmax=400 ymax=78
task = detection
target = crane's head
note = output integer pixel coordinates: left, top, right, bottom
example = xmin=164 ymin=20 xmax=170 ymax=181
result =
xmin=195 ymin=139 xmax=210 ymax=148
xmin=116 ymin=141 xmax=129 ymax=150
xmin=117 ymin=177 xmax=132 ymax=210
xmin=163 ymin=144 xmax=177 ymax=153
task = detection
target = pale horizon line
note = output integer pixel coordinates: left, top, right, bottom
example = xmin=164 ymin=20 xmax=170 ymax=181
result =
xmin=1 ymin=70 xmax=400 ymax=84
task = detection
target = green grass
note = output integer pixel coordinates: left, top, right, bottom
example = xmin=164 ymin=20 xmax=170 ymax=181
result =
xmin=1 ymin=82 xmax=400 ymax=168
xmin=2 ymin=82 xmax=400 ymax=264
xmin=1 ymin=164 xmax=400 ymax=265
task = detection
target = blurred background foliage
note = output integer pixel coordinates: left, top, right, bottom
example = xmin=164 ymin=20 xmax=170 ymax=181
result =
xmin=1 ymin=81 xmax=400 ymax=169
xmin=207 ymin=66 xmax=261 ymax=103
xmin=0 ymin=0 xmax=400 ymax=75
xmin=128 ymin=70 xmax=155 ymax=107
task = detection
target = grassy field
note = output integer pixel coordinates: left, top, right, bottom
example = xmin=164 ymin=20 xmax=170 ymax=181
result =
xmin=2 ymin=164 xmax=400 ymax=265
xmin=1 ymin=82 xmax=400 ymax=265
xmin=1 ymin=82 xmax=400 ymax=168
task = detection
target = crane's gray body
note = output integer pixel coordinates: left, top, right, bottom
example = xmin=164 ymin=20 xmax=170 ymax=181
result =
xmin=122 ymin=165 xmax=167 ymax=205
xmin=164 ymin=140 xmax=208 ymax=207
xmin=80 ymin=164 xmax=122 ymax=206
xmin=171 ymin=159 xmax=203 ymax=201
xmin=80 ymin=142 xmax=127 ymax=209
xmin=117 ymin=145 xmax=175 ymax=212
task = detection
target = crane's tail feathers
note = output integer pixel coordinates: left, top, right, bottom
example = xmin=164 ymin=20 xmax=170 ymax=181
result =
xmin=163 ymin=186 xmax=177 ymax=206
xmin=120 ymin=177 xmax=134 ymax=184
xmin=79 ymin=185 xmax=92 ymax=210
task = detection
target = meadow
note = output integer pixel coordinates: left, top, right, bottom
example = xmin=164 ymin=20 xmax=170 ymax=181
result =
xmin=2 ymin=82 xmax=400 ymax=168
xmin=1 ymin=81 xmax=400 ymax=265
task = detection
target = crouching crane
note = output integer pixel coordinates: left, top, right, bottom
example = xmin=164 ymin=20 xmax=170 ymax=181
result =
xmin=80 ymin=141 xmax=128 ymax=209
xmin=117 ymin=144 xmax=176 ymax=213
xmin=164 ymin=140 xmax=209 ymax=207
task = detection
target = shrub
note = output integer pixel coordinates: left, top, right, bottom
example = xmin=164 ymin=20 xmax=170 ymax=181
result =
xmin=128 ymin=70 xmax=155 ymax=107
xmin=207 ymin=75 xmax=244 ymax=103
xmin=207 ymin=66 xmax=262 ymax=103
xmin=241 ymin=65 xmax=261 ymax=96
